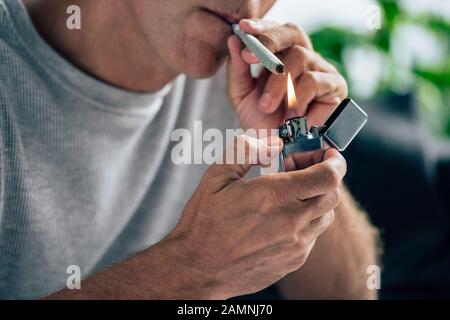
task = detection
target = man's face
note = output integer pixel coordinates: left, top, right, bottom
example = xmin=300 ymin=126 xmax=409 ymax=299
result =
xmin=127 ymin=0 xmax=276 ymax=78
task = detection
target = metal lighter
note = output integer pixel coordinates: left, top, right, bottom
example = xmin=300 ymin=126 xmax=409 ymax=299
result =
xmin=278 ymin=98 xmax=368 ymax=172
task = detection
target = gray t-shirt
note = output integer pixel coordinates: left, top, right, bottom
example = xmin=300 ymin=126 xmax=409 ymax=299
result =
xmin=0 ymin=0 xmax=238 ymax=299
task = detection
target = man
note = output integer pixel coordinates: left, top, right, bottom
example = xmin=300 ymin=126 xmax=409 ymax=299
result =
xmin=0 ymin=0 xmax=379 ymax=299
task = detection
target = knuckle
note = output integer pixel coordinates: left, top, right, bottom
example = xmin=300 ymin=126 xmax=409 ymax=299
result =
xmin=296 ymin=253 xmax=308 ymax=267
xmin=321 ymin=163 xmax=342 ymax=189
xmin=293 ymin=45 xmax=309 ymax=60
xmin=319 ymin=212 xmax=335 ymax=233
xmin=204 ymin=164 xmax=219 ymax=180
xmin=314 ymin=51 xmax=336 ymax=71
xmin=302 ymin=200 xmax=316 ymax=217
xmin=284 ymin=22 xmax=300 ymax=33
xmin=259 ymin=33 xmax=278 ymax=51
xmin=330 ymin=188 xmax=342 ymax=208
xmin=279 ymin=222 xmax=298 ymax=245
xmin=329 ymin=62 xmax=339 ymax=73
xmin=316 ymin=52 xmax=338 ymax=71
xmin=288 ymin=252 xmax=308 ymax=273
xmin=288 ymin=225 xmax=300 ymax=244
xmin=294 ymin=235 xmax=308 ymax=251
xmin=327 ymin=211 xmax=336 ymax=225
xmin=201 ymin=166 xmax=224 ymax=193
xmin=282 ymin=215 xmax=301 ymax=243
xmin=304 ymin=71 xmax=319 ymax=88
xmin=320 ymin=189 xmax=341 ymax=212
xmin=339 ymin=74 xmax=349 ymax=97
xmin=322 ymin=211 xmax=335 ymax=226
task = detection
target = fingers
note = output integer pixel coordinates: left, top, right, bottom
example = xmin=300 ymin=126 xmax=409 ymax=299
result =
xmin=305 ymin=188 xmax=341 ymax=221
xmin=284 ymin=149 xmax=325 ymax=172
xmin=239 ymin=19 xmax=313 ymax=52
xmin=238 ymin=19 xmax=312 ymax=66
xmin=238 ymin=19 xmax=345 ymax=119
xmin=258 ymin=47 xmax=339 ymax=114
xmin=285 ymin=186 xmax=340 ymax=235
xmin=264 ymin=193 xmax=337 ymax=250
xmin=294 ymin=71 xmax=347 ymax=120
xmin=233 ymin=148 xmax=343 ymax=255
xmin=284 ymin=46 xmax=335 ymax=74
xmin=265 ymin=148 xmax=347 ymax=200
xmin=308 ymin=211 xmax=335 ymax=239
xmin=295 ymin=71 xmax=343 ymax=108
xmin=230 ymin=18 xmax=346 ymax=124
xmin=227 ymin=35 xmax=255 ymax=105
xmin=208 ymin=135 xmax=283 ymax=185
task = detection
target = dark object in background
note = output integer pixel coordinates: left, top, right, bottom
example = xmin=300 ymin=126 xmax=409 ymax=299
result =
xmin=344 ymin=93 xmax=450 ymax=299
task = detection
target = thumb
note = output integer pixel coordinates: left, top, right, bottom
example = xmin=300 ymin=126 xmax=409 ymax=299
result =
xmin=208 ymin=135 xmax=283 ymax=183
xmin=227 ymin=35 xmax=255 ymax=105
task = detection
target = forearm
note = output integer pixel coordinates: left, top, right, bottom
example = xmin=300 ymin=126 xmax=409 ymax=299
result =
xmin=45 ymin=235 xmax=217 ymax=300
xmin=276 ymin=186 xmax=381 ymax=299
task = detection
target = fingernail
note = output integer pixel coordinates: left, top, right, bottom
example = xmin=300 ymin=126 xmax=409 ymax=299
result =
xmin=243 ymin=49 xmax=258 ymax=61
xmin=248 ymin=20 xmax=263 ymax=30
xmin=258 ymin=93 xmax=272 ymax=111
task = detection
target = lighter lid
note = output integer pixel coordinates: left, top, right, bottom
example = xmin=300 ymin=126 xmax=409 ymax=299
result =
xmin=322 ymin=99 xmax=368 ymax=151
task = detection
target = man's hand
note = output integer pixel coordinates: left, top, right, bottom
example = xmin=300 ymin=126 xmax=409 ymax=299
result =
xmin=227 ymin=19 xmax=348 ymax=131
xmin=164 ymin=135 xmax=346 ymax=299
xmin=47 ymin=135 xmax=345 ymax=300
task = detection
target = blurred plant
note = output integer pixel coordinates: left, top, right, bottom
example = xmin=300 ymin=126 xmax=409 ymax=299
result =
xmin=310 ymin=0 xmax=450 ymax=138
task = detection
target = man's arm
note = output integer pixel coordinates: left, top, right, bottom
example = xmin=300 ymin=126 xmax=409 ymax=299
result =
xmin=47 ymin=138 xmax=345 ymax=300
xmin=46 ymin=236 xmax=219 ymax=300
xmin=276 ymin=186 xmax=381 ymax=299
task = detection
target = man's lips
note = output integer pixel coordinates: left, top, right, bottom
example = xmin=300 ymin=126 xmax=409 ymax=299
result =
xmin=203 ymin=8 xmax=240 ymax=25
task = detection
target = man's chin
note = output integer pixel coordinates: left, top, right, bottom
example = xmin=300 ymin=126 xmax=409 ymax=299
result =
xmin=185 ymin=62 xmax=225 ymax=79
xmin=182 ymin=43 xmax=227 ymax=79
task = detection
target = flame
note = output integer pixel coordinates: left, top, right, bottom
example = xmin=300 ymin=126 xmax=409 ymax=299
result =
xmin=287 ymin=73 xmax=297 ymax=109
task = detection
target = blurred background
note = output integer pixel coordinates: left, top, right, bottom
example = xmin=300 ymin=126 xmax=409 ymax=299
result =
xmin=266 ymin=0 xmax=450 ymax=299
